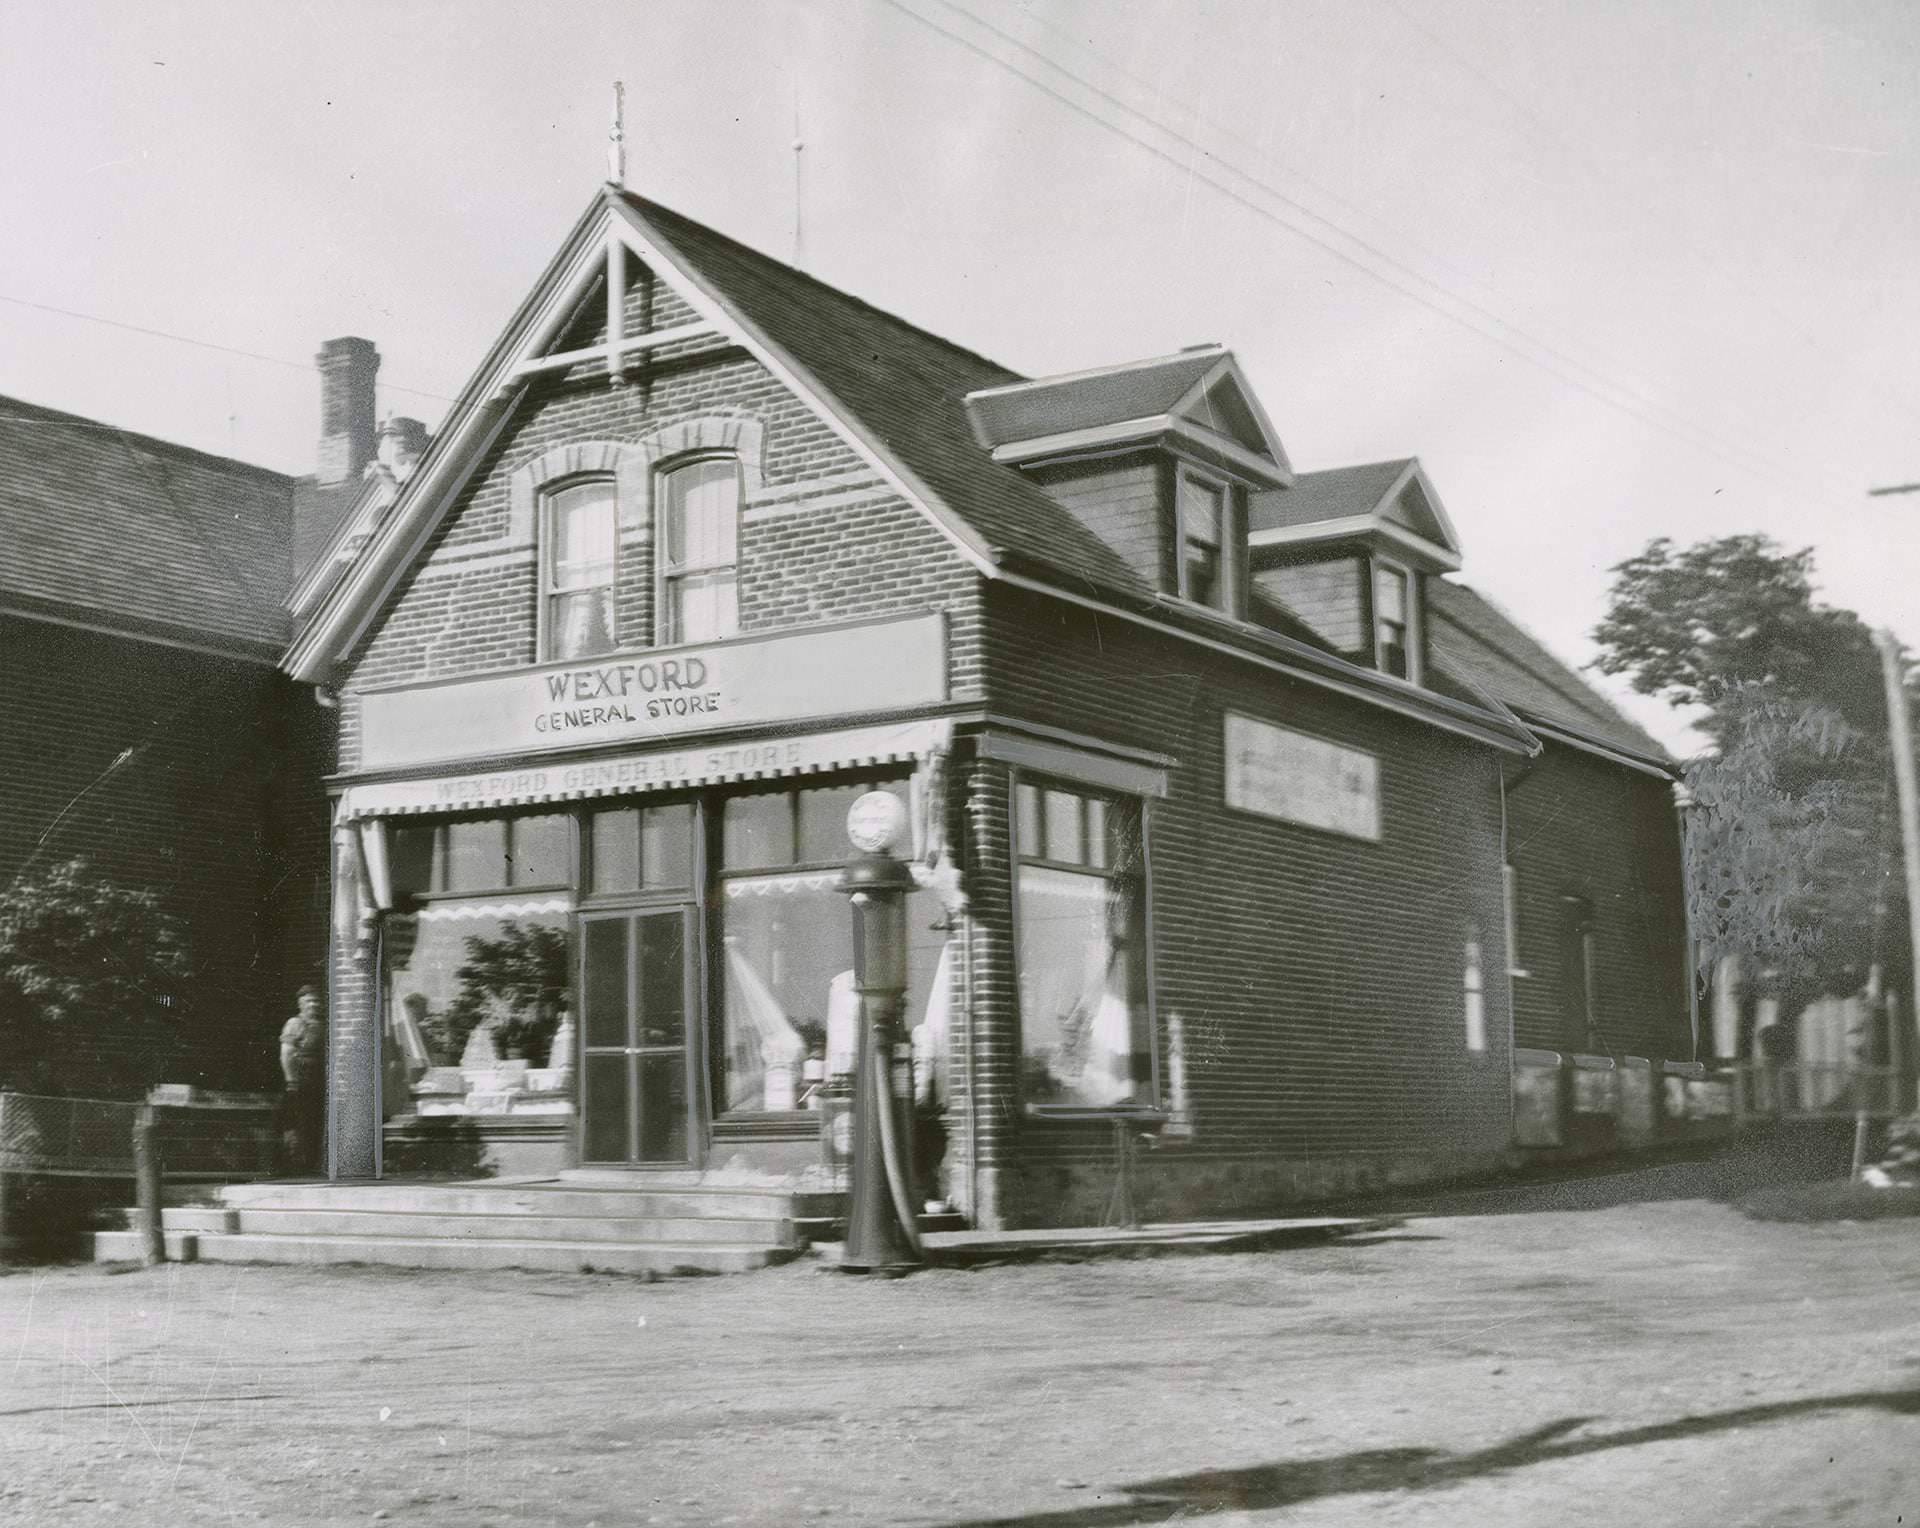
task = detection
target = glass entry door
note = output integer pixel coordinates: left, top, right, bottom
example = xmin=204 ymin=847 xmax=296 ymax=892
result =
xmin=579 ymin=907 xmax=697 ymax=1165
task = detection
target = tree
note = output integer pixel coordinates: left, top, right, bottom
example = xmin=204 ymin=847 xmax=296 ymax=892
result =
xmin=1592 ymin=534 xmax=1885 ymax=749
xmin=1594 ymin=536 xmax=1905 ymax=1003
xmin=429 ymin=921 xmax=571 ymax=1064
xmin=0 ymin=858 xmax=193 ymax=1095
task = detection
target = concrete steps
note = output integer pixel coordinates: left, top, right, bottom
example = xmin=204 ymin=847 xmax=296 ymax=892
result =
xmin=93 ymin=1178 xmax=835 ymax=1277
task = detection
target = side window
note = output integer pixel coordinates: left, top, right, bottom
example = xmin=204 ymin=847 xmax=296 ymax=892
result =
xmin=1014 ymin=779 xmax=1153 ymax=1110
xmin=657 ymin=457 xmax=740 ymax=645
xmin=1176 ymin=467 xmax=1229 ymax=611
xmin=541 ymin=479 xmax=618 ymax=661
xmin=1372 ymin=559 xmax=1418 ymax=681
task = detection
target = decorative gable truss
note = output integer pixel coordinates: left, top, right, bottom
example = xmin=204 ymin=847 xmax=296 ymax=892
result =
xmin=285 ymin=188 xmax=998 ymax=684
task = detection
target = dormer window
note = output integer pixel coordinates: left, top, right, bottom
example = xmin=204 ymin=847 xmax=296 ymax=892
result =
xmin=1176 ymin=465 xmax=1231 ymax=612
xmin=1372 ymin=559 xmax=1417 ymax=681
xmin=542 ymin=479 xmax=618 ymax=661
xmin=657 ymin=456 xmax=740 ymax=645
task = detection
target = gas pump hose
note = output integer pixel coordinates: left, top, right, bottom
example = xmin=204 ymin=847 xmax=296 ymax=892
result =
xmin=872 ymin=1035 xmax=925 ymax=1256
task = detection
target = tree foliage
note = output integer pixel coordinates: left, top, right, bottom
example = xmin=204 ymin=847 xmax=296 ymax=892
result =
xmin=1594 ymin=536 xmax=1904 ymax=999
xmin=429 ymin=921 xmax=571 ymax=1064
xmin=1592 ymin=534 xmax=1885 ymax=749
xmin=0 ymin=858 xmax=193 ymax=1094
xmin=1681 ymin=689 xmax=1878 ymax=988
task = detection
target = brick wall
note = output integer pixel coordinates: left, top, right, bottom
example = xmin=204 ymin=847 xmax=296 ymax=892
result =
xmin=970 ymin=582 xmax=1515 ymax=1223
xmin=1505 ymin=742 xmax=1691 ymax=1061
xmin=336 ymin=327 xmax=983 ymax=771
xmin=324 ymin=282 xmax=987 ymax=1174
xmin=0 ymin=616 xmax=309 ymax=1095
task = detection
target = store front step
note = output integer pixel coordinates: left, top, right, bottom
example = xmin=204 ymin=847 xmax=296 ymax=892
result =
xmin=218 ymin=1180 xmax=836 ymax=1222
xmin=92 ymin=1177 xmax=840 ymax=1277
xmin=125 ymin=1206 xmax=797 ymax=1246
xmin=94 ymin=1228 xmax=790 ymax=1276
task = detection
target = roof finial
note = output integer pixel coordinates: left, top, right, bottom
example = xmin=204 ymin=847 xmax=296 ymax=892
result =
xmin=607 ymin=81 xmax=627 ymax=188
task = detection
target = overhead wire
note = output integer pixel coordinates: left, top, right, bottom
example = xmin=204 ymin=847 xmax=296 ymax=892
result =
xmin=889 ymin=0 xmax=1827 ymax=494
xmin=0 ymin=291 xmax=456 ymax=405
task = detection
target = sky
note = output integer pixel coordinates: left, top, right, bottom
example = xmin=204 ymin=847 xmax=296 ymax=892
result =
xmin=5 ymin=0 xmax=1919 ymax=755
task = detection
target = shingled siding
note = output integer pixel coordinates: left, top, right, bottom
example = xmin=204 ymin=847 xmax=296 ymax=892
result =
xmin=334 ymin=350 xmax=985 ymax=772
xmin=1024 ymin=454 xmax=1168 ymax=592
xmin=0 ymin=616 xmax=298 ymax=1097
xmin=970 ymin=582 xmax=1514 ymax=1225
xmin=1254 ymin=558 xmax=1368 ymax=658
xmin=1505 ymin=742 xmax=1691 ymax=1062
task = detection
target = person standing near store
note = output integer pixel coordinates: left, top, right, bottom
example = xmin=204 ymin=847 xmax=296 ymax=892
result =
xmin=279 ymin=986 xmax=327 ymax=1174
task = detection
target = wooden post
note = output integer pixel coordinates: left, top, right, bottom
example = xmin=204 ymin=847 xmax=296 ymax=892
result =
xmin=1876 ymin=629 xmax=1920 ymax=1113
xmin=132 ymin=1106 xmax=164 ymax=1266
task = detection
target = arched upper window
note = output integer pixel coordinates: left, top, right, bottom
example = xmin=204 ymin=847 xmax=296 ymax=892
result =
xmin=541 ymin=479 xmax=618 ymax=661
xmin=657 ymin=457 xmax=740 ymax=646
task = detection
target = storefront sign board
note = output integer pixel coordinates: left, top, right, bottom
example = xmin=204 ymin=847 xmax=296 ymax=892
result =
xmin=358 ymin=613 xmax=946 ymax=770
xmin=1223 ymin=712 xmax=1381 ymax=841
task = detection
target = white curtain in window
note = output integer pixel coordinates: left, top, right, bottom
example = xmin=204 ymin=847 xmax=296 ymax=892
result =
xmin=662 ymin=461 xmax=739 ymax=644
xmin=722 ymin=936 xmax=806 ymax=1111
xmin=1018 ymin=866 xmax=1137 ymax=1107
xmin=549 ymin=483 xmax=617 ymax=658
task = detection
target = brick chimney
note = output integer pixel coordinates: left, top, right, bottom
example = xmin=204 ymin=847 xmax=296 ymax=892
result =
xmin=315 ymin=336 xmax=379 ymax=485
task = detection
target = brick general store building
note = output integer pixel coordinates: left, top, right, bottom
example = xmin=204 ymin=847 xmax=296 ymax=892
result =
xmin=263 ymin=184 xmax=1712 ymax=1230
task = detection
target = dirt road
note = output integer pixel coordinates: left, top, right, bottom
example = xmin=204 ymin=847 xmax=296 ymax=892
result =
xmin=3 ymin=1179 xmax=1917 ymax=1525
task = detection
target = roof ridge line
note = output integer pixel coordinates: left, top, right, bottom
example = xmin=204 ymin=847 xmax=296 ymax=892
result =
xmin=619 ymin=190 xmax=1025 ymax=385
xmin=1432 ymin=582 xmax=1660 ymax=749
xmin=0 ymin=392 xmax=294 ymax=483
xmin=964 ymin=345 xmax=1228 ymax=401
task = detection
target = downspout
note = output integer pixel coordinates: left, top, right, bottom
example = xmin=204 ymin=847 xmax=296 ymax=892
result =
xmin=1498 ymin=756 xmax=1541 ymax=1146
xmin=1674 ymin=782 xmax=1702 ymax=1063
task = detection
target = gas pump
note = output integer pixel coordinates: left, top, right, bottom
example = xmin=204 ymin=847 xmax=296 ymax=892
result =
xmin=838 ymin=791 xmax=925 ymax=1273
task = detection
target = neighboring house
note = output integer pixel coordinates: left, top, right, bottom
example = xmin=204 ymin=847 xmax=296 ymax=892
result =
xmin=286 ymin=183 xmax=1705 ymax=1227
xmin=0 ymin=344 xmax=416 ymax=1099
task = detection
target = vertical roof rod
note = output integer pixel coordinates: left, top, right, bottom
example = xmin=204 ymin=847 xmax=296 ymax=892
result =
xmin=607 ymin=80 xmax=627 ymax=188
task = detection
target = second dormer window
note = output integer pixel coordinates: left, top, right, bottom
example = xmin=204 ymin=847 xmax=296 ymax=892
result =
xmin=657 ymin=457 xmax=740 ymax=645
xmin=1176 ymin=466 xmax=1228 ymax=611
xmin=1374 ymin=560 xmax=1414 ymax=680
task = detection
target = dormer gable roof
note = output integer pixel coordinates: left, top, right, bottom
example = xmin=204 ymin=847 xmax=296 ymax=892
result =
xmin=964 ymin=346 xmax=1292 ymax=488
xmin=1249 ymin=456 xmax=1461 ymax=572
xmin=283 ymin=186 xmax=1536 ymax=758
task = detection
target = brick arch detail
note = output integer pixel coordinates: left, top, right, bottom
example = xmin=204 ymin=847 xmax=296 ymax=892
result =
xmin=506 ymin=415 xmax=767 ymax=544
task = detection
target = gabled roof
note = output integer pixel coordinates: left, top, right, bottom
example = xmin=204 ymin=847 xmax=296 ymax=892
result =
xmin=1249 ymin=456 xmax=1461 ymax=571
xmin=1426 ymin=580 xmax=1671 ymax=765
xmin=1252 ymin=458 xmax=1411 ymax=531
xmin=286 ymin=186 xmax=1539 ymax=758
xmin=0 ymin=393 xmax=294 ymax=656
xmin=962 ymin=345 xmax=1292 ymax=487
xmin=627 ymin=194 xmax=1150 ymax=593
xmin=966 ymin=349 xmax=1223 ymax=445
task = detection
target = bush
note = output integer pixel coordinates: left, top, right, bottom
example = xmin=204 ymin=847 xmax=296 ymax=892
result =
xmin=0 ymin=859 xmax=192 ymax=1095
